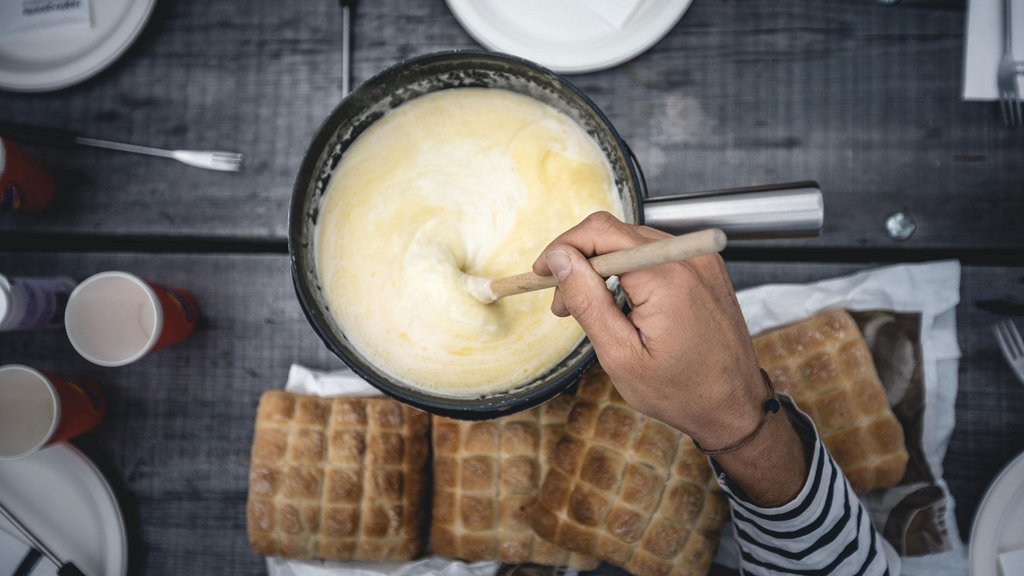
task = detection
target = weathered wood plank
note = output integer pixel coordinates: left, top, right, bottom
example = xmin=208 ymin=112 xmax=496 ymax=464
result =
xmin=0 ymin=253 xmax=339 ymax=575
xmin=0 ymin=0 xmax=1020 ymax=249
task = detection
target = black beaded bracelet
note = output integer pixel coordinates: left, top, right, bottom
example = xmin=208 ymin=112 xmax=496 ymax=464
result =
xmin=693 ymin=369 xmax=781 ymax=457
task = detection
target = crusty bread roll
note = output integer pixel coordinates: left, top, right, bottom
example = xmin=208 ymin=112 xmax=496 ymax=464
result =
xmin=246 ymin=390 xmax=430 ymax=561
xmin=528 ymin=367 xmax=728 ymax=576
xmin=431 ymin=394 xmax=598 ymax=569
xmin=753 ymin=309 xmax=909 ymax=494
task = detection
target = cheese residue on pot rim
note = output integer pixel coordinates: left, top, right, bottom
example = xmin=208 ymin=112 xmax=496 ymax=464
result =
xmin=315 ymin=88 xmax=624 ymax=397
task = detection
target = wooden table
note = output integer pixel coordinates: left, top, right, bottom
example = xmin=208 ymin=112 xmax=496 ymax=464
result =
xmin=1 ymin=0 xmax=1022 ymax=574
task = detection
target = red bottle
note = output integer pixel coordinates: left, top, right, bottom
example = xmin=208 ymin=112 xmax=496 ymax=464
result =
xmin=0 ymin=137 xmax=55 ymax=213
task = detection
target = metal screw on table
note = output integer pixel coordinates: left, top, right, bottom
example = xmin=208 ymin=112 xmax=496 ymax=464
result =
xmin=885 ymin=211 xmax=916 ymax=241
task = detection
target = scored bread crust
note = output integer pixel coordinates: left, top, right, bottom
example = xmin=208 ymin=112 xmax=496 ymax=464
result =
xmin=527 ymin=367 xmax=728 ymax=576
xmin=247 ymin=390 xmax=430 ymax=561
xmin=753 ymin=309 xmax=909 ymax=494
xmin=431 ymin=394 xmax=598 ymax=569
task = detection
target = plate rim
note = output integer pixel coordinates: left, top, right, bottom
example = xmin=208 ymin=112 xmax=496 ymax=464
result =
xmin=969 ymin=449 xmax=1024 ymax=576
xmin=0 ymin=0 xmax=157 ymax=93
xmin=0 ymin=442 xmax=128 ymax=576
xmin=444 ymin=0 xmax=694 ymax=74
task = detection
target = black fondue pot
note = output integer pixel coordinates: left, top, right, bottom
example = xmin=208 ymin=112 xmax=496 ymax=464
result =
xmin=289 ymin=50 xmax=822 ymax=419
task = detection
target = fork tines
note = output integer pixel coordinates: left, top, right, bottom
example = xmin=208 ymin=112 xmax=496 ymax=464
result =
xmin=212 ymin=152 xmax=244 ymax=171
xmin=1001 ymin=89 xmax=1023 ymax=126
xmin=994 ymin=320 xmax=1024 ymax=384
xmin=214 ymin=152 xmax=244 ymax=165
xmin=998 ymin=0 xmax=1022 ymax=126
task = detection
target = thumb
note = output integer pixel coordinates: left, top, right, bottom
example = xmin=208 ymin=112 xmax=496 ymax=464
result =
xmin=544 ymin=246 xmax=641 ymax=358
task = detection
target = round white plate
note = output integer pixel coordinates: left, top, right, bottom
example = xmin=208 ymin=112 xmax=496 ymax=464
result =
xmin=445 ymin=0 xmax=694 ymax=74
xmin=970 ymin=450 xmax=1024 ymax=576
xmin=0 ymin=0 xmax=156 ymax=92
xmin=0 ymin=443 xmax=127 ymax=576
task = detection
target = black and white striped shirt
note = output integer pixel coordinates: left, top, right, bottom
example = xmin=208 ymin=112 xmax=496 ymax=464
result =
xmin=711 ymin=397 xmax=901 ymax=575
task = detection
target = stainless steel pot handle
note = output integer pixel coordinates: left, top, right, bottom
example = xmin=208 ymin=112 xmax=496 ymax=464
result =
xmin=642 ymin=181 xmax=824 ymax=239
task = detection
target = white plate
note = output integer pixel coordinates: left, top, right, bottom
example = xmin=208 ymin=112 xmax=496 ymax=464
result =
xmin=0 ymin=0 xmax=157 ymax=92
xmin=445 ymin=0 xmax=694 ymax=74
xmin=970 ymin=450 xmax=1024 ymax=576
xmin=0 ymin=443 xmax=127 ymax=576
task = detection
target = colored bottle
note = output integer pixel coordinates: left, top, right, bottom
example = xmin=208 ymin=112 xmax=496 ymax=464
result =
xmin=0 ymin=137 xmax=55 ymax=213
xmin=0 ymin=274 xmax=76 ymax=331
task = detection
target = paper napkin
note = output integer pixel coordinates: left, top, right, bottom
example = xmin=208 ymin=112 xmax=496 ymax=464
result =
xmin=578 ymin=0 xmax=646 ymax=29
xmin=999 ymin=548 xmax=1024 ymax=575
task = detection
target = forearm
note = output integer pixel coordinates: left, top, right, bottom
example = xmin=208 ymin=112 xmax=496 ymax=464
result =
xmin=679 ymin=366 xmax=807 ymax=507
xmin=711 ymin=398 xmax=899 ymax=575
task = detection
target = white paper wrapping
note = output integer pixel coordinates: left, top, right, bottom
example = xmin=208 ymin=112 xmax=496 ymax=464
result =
xmin=267 ymin=556 xmax=499 ymax=576
xmin=712 ymin=260 xmax=967 ymax=576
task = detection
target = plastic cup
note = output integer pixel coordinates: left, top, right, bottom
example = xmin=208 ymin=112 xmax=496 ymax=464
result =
xmin=64 ymin=271 xmax=199 ymax=367
xmin=0 ymin=137 xmax=55 ymax=213
xmin=0 ymin=365 xmax=105 ymax=460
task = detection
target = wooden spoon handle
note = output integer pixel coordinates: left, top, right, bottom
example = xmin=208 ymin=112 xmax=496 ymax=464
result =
xmin=488 ymin=228 xmax=727 ymax=302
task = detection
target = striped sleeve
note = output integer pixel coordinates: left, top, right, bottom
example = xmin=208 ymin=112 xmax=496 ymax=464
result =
xmin=709 ymin=396 xmax=901 ymax=576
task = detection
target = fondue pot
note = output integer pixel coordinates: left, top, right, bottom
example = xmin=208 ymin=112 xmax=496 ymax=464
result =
xmin=289 ymin=51 xmax=822 ymax=419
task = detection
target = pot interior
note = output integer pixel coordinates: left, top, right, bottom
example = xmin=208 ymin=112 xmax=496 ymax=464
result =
xmin=290 ymin=51 xmax=643 ymax=419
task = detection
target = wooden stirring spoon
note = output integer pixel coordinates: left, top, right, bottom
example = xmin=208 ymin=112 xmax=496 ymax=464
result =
xmin=465 ymin=228 xmax=727 ymax=304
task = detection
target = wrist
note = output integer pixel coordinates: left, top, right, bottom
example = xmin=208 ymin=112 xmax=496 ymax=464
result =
xmin=710 ymin=403 xmax=809 ymax=506
xmin=687 ymin=367 xmax=767 ymax=450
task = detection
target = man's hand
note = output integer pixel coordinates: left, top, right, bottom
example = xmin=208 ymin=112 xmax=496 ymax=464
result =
xmin=534 ymin=212 xmax=807 ymax=506
xmin=533 ymin=211 xmax=764 ymax=446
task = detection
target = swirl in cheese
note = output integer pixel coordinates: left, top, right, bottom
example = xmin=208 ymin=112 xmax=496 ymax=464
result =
xmin=316 ymin=88 xmax=623 ymax=397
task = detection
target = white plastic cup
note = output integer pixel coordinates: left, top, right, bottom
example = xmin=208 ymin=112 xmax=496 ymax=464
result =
xmin=0 ymin=365 xmax=104 ymax=460
xmin=64 ymin=271 xmax=198 ymax=367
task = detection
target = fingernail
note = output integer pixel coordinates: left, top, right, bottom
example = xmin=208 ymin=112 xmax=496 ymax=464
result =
xmin=546 ymin=250 xmax=572 ymax=283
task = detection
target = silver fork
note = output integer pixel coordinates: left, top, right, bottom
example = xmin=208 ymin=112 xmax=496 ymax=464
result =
xmin=999 ymin=0 xmax=1023 ymax=125
xmin=0 ymin=122 xmax=244 ymax=172
xmin=76 ymin=137 xmax=244 ymax=172
xmin=994 ymin=320 xmax=1024 ymax=384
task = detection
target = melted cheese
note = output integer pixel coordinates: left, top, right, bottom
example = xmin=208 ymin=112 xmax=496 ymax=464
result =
xmin=316 ymin=88 xmax=623 ymax=397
